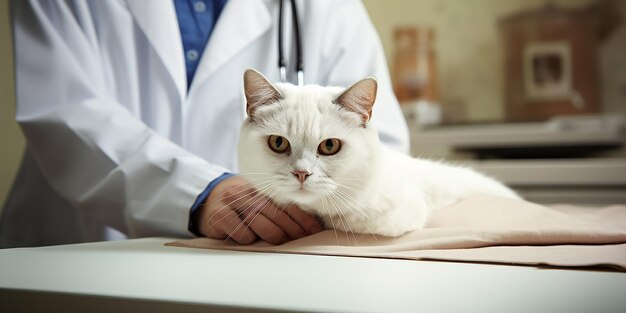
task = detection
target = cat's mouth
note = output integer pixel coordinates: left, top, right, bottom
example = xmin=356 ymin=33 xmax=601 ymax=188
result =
xmin=289 ymin=181 xmax=310 ymax=193
xmin=285 ymin=188 xmax=320 ymax=204
xmin=296 ymin=186 xmax=311 ymax=193
xmin=281 ymin=181 xmax=321 ymax=203
xmin=277 ymin=174 xmax=334 ymax=203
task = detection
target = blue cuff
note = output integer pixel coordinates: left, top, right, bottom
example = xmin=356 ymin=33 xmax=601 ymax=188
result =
xmin=188 ymin=172 xmax=235 ymax=237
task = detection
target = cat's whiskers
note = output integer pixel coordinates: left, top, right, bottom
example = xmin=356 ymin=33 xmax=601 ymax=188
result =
xmin=330 ymin=190 xmax=381 ymax=245
xmin=324 ymin=193 xmax=352 ymax=245
xmin=227 ymin=184 xmax=280 ymax=243
xmin=204 ymin=179 xmax=275 ymax=219
xmin=333 ymin=181 xmax=363 ymax=194
xmin=264 ymin=185 xmax=283 ymax=219
xmin=320 ymin=195 xmax=340 ymax=245
xmin=282 ymin=203 xmax=295 ymax=221
xmin=333 ymin=189 xmax=368 ymax=218
xmin=326 ymin=192 xmax=360 ymax=247
xmin=226 ymin=181 xmax=278 ymax=221
xmin=227 ymin=195 xmax=271 ymax=241
xmin=203 ymin=187 xmax=265 ymax=229
xmin=207 ymin=180 xmax=278 ymax=231
xmin=202 ymin=179 xmax=272 ymax=210
xmin=332 ymin=185 xmax=371 ymax=220
xmin=200 ymin=180 xmax=254 ymax=208
xmin=239 ymin=186 xmax=282 ymax=240
xmin=333 ymin=177 xmax=366 ymax=182
xmin=218 ymin=177 xmax=375 ymax=245
xmin=214 ymin=195 xmax=276 ymax=242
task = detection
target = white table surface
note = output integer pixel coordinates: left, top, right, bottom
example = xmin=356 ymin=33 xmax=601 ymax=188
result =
xmin=1 ymin=237 xmax=625 ymax=313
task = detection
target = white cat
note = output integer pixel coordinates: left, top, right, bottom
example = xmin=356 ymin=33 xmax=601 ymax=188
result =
xmin=238 ymin=69 xmax=520 ymax=237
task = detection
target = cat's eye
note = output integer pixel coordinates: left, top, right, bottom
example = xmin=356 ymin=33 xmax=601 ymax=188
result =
xmin=318 ymin=138 xmax=342 ymax=155
xmin=268 ymin=135 xmax=290 ymax=153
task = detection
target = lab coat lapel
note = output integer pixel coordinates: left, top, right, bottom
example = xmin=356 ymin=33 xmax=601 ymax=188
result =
xmin=126 ymin=0 xmax=186 ymax=100
xmin=191 ymin=0 xmax=272 ymax=89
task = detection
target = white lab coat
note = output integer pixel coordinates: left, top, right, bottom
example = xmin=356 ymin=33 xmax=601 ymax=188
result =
xmin=1 ymin=0 xmax=409 ymax=247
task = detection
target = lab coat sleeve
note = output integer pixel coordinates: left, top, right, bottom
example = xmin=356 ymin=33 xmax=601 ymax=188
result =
xmin=314 ymin=0 xmax=410 ymax=153
xmin=12 ymin=0 xmax=225 ymax=238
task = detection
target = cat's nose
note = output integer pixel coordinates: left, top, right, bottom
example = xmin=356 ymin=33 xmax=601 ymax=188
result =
xmin=291 ymin=170 xmax=312 ymax=183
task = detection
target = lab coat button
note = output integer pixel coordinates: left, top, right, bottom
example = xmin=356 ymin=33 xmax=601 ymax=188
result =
xmin=186 ymin=49 xmax=199 ymax=61
xmin=194 ymin=2 xmax=206 ymax=12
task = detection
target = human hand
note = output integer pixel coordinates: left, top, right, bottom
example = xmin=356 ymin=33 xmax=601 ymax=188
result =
xmin=195 ymin=175 xmax=323 ymax=244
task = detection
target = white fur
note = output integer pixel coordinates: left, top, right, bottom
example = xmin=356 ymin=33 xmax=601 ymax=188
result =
xmin=238 ymin=83 xmax=520 ymax=237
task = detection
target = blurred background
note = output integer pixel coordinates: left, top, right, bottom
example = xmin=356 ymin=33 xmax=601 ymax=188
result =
xmin=364 ymin=0 xmax=626 ymax=124
xmin=1 ymin=1 xmax=20 ymax=216
xmin=1 ymin=0 xmax=625 ymax=211
xmin=362 ymin=0 xmax=626 ymax=205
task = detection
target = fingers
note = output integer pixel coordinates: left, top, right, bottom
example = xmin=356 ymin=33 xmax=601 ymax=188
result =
xmin=258 ymin=204 xmax=309 ymax=240
xmin=284 ymin=204 xmax=324 ymax=234
xmin=223 ymin=183 xmax=307 ymax=243
xmin=222 ymin=183 xmax=258 ymax=208
xmin=206 ymin=205 xmax=257 ymax=245
xmin=201 ymin=175 xmax=323 ymax=245
xmin=238 ymin=200 xmax=290 ymax=245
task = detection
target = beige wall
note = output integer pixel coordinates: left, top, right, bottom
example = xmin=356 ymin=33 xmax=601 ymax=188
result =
xmin=362 ymin=0 xmax=626 ymax=122
xmin=0 ymin=0 xmax=23 ymax=213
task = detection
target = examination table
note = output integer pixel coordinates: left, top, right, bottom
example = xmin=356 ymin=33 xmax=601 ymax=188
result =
xmin=1 ymin=197 xmax=625 ymax=312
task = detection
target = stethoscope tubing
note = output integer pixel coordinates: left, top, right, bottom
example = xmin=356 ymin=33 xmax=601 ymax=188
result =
xmin=278 ymin=0 xmax=304 ymax=86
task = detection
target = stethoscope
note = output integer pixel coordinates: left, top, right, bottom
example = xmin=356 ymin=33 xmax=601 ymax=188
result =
xmin=278 ymin=0 xmax=304 ymax=86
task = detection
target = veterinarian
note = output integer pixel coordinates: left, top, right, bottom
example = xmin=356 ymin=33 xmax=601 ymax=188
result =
xmin=1 ymin=0 xmax=409 ymax=247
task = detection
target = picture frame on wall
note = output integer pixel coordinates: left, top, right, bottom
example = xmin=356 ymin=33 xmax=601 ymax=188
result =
xmin=523 ymin=41 xmax=572 ymax=101
xmin=499 ymin=2 xmax=618 ymax=121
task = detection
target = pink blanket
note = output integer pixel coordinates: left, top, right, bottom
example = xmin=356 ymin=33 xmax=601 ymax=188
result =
xmin=167 ymin=197 xmax=626 ymax=271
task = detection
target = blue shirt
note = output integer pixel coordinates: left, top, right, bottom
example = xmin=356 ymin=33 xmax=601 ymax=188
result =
xmin=173 ymin=0 xmax=227 ymax=89
xmin=173 ymin=0 xmax=231 ymax=236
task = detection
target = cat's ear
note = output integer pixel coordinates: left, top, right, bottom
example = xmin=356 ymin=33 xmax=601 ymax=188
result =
xmin=335 ymin=78 xmax=377 ymax=125
xmin=243 ymin=69 xmax=282 ymax=117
